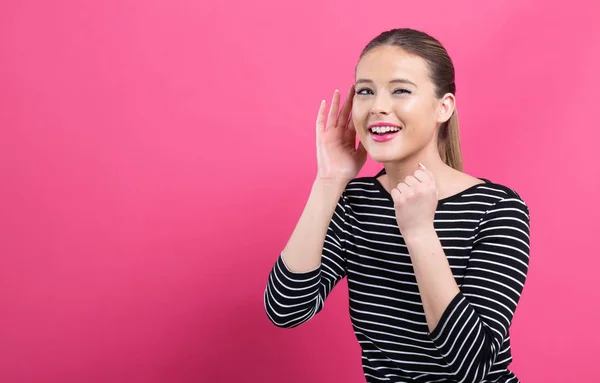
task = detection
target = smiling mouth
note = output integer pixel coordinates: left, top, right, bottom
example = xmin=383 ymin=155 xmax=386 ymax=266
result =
xmin=369 ymin=126 xmax=402 ymax=135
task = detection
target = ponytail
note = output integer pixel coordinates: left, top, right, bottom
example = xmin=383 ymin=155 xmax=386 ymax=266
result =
xmin=438 ymin=109 xmax=463 ymax=172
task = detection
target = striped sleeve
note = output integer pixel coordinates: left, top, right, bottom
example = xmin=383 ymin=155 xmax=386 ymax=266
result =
xmin=428 ymin=195 xmax=531 ymax=382
xmin=264 ymin=194 xmax=349 ymax=328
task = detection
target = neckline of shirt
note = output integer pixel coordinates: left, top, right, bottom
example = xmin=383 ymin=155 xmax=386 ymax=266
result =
xmin=368 ymin=169 xmax=492 ymax=208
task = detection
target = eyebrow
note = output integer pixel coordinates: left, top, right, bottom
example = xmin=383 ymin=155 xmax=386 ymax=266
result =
xmin=355 ymin=78 xmax=418 ymax=87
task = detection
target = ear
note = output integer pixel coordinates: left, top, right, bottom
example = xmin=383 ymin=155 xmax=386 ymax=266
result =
xmin=436 ymin=93 xmax=455 ymax=124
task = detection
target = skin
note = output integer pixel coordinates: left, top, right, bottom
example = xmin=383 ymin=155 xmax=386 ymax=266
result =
xmin=282 ymin=44 xmax=484 ymax=333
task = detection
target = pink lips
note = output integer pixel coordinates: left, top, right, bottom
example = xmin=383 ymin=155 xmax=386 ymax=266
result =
xmin=368 ymin=122 xmax=402 ymax=143
xmin=371 ymin=131 xmax=399 ymax=142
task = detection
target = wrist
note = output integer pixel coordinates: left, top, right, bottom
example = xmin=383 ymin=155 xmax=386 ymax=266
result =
xmin=309 ymin=177 xmax=347 ymax=207
xmin=313 ymin=177 xmax=348 ymax=193
xmin=402 ymin=225 xmax=437 ymax=244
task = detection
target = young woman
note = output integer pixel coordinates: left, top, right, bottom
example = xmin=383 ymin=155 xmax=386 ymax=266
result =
xmin=264 ymin=28 xmax=530 ymax=383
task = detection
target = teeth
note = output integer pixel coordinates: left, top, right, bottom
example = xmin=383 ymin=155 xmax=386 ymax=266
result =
xmin=371 ymin=126 xmax=400 ymax=134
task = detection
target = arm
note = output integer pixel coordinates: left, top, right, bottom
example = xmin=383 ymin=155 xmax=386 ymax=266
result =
xmin=264 ymin=178 xmax=350 ymax=328
xmin=406 ymin=196 xmax=531 ymax=382
xmin=264 ymin=86 xmax=366 ymax=328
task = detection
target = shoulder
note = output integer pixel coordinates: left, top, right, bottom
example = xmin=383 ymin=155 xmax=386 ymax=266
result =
xmin=476 ymin=179 xmax=530 ymax=224
xmin=480 ymin=179 xmax=527 ymax=204
xmin=341 ymin=174 xmax=383 ymax=197
xmin=482 ymin=179 xmax=524 ymax=198
xmin=335 ymin=173 xmax=391 ymax=209
xmin=468 ymin=176 xmax=526 ymax=203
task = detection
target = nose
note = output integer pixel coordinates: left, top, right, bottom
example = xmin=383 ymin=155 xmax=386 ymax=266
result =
xmin=369 ymin=94 xmax=391 ymax=115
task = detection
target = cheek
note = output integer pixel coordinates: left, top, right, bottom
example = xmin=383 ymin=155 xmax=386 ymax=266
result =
xmin=395 ymin=98 xmax=421 ymax=115
xmin=394 ymin=99 xmax=437 ymax=126
xmin=352 ymin=102 xmax=369 ymax=126
xmin=352 ymin=99 xmax=367 ymax=114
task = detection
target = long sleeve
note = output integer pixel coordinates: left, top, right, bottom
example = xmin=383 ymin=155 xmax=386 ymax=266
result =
xmin=428 ymin=194 xmax=531 ymax=382
xmin=264 ymin=194 xmax=349 ymax=328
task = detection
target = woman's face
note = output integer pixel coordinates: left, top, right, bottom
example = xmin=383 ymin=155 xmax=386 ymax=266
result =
xmin=352 ymin=45 xmax=454 ymax=164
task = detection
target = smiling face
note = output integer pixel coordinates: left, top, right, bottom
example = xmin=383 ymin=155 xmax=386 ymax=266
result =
xmin=352 ymin=45 xmax=455 ymax=164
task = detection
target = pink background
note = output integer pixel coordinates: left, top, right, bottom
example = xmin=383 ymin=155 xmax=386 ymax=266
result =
xmin=1 ymin=0 xmax=599 ymax=382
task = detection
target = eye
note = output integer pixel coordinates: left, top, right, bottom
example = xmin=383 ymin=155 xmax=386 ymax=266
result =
xmin=393 ymin=88 xmax=411 ymax=95
xmin=355 ymin=88 xmax=411 ymax=96
xmin=356 ymin=88 xmax=374 ymax=95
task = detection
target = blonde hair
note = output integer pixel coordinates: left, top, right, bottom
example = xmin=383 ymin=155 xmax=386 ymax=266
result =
xmin=359 ymin=28 xmax=464 ymax=171
xmin=438 ymin=110 xmax=463 ymax=171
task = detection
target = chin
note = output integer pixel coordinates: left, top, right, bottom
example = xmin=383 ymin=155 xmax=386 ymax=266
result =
xmin=366 ymin=144 xmax=408 ymax=164
xmin=370 ymin=155 xmax=405 ymax=164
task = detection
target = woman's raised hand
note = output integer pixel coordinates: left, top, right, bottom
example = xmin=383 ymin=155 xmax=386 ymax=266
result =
xmin=315 ymin=86 xmax=367 ymax=184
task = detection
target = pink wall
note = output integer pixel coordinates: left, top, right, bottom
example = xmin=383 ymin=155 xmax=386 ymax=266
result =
xmin=1 ymin=0 xmax=599 ymax=382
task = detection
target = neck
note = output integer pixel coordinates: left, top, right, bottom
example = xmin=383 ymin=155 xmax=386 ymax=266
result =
xmin=379 ymin=140 xmax=462 ymax=198
xmin=383 ymin=156 xmax=448 ymax=190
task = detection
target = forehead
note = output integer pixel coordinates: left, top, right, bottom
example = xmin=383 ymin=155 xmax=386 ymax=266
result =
xmin=355 ymin=46 xmax=431 ymax=84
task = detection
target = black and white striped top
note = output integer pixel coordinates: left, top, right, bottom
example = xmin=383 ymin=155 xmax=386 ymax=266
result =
xmin=264 ymin=170 xmax=531 ymax=383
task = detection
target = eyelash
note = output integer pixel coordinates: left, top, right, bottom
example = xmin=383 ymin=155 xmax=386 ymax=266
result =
xmin=356 ymin=88 xmax=412 ymax=96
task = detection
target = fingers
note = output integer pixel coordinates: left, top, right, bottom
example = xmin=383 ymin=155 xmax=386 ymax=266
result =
xmin=316 ymin=99 xmax=326 ymax=137
xmin=394 ymin=173 xmax=420 ymax=195
xmin=395 ymin=182 xmax=411 ymax=194
xmin=337 ymin=85 xmax=355 ymax=129
xmin=401 ymin=166 xmax=434 ymax=187
xmin=343 ymin=117 xmax=357 ymax=143
xmin=325 ymin=90 xmax=341 ymax=131
xmin=391 ymin=163 xmax=438 ymax=206
xmin=390 ymin=187 xmax=403 ymax=202
xmin=418 ymin=162 xmax=432 ymax=177
xmin=415 ymin=162 xmax=434 ymax=183
xmin=404 ymin=175 xmax=419 ymax=187
xmin=390 ymin=184 xmax=410 ymax=206
xmin=318 ymin=86 xmax=353 ymax=137
xmin=413 ymin=169 xmax=428 ymax=182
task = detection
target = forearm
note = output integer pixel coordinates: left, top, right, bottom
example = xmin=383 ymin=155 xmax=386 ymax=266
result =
xmin=404 ymin=226 xmax=460 ymax=333
xmin=405 ymin=227 xmax=495 ymax=381
xmin=399 ymin=195 xmax=530 ymax=381
xmin=281 ymin=178 xmax=346 ymax=272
